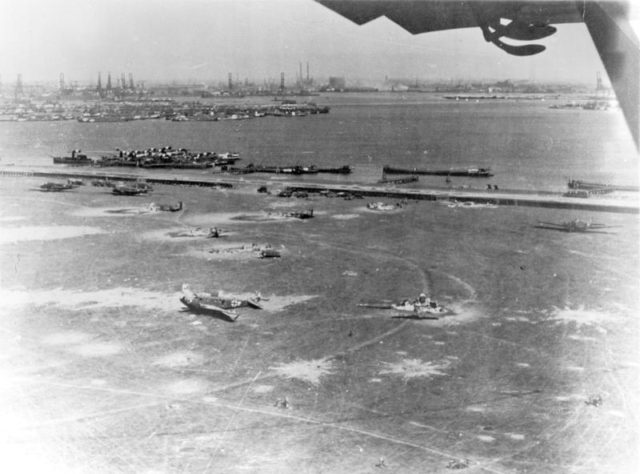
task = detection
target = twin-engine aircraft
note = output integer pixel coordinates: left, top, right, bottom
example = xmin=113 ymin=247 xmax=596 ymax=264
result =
xmin=536 ymin=218 xmax=619 ymax=232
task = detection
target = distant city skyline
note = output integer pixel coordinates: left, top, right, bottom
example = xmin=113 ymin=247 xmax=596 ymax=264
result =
xmin=1 ymin=0 xmax=638 ymax=86
xmin=0 ymin=71 xmax=609 ymax=90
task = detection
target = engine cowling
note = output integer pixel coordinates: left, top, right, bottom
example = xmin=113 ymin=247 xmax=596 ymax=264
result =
xmin=500 ymin=21 xmax=557 ymax=41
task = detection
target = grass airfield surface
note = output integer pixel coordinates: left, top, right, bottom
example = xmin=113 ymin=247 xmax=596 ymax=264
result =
xmin=1 ymin=178 xmax=639 ymax=473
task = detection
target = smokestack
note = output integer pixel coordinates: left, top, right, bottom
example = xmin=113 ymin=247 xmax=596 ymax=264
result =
xmin=15 ymin=73 xmax=23 ymax=98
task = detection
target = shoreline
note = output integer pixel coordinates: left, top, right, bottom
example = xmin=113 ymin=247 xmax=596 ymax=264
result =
xmin=3 ymin=165 xmax=638 ymax=214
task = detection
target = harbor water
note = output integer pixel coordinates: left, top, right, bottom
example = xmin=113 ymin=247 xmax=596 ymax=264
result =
xmin=0 ymin=93 xmax=636 ymax=191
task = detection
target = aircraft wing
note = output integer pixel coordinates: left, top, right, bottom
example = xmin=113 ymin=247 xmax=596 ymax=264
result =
xmin=317 ymin=1 xmax=582 ymax=34
xmin=316 ymin=0 xmax=639 ymax=149
xmin=181 ymin=283 xmax=197 ymax=300
xmin=536 ymin=221 xmax=563 ymax=227
xmin=587 ymin=223 xmax=619 ymax=228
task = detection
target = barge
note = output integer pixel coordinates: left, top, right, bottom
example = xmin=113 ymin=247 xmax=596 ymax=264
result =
xmin=568 ymin=180 xmax=639 ymax=193
xmin=229 ymin=164 xmax=351 ymax=175
xmin=383 ymin=165 xmax=493 ymax=177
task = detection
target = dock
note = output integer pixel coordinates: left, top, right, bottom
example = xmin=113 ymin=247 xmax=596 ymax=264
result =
xmin=0 ymin=166 xmax=233 ymax=188
xmin=1 ymin=166 xmax=638 ymax=214
xmin=283 ymin=183 xmax=639 ymax=214
xmin=377 ymin=175 xmax=419 ymax=185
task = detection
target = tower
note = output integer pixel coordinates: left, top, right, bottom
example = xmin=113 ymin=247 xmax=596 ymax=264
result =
xmin=228 ymin=72 xmax=233 ymax=90
xmin=596 ymin=71 xmax=604 ymax=96
xmin=106 ymin=72 xmax=112 ymax=91
xmin=280 ymin=72 xmax=285 ymax=92
xmin=15 ymin=73 xmax=23 ymax=99
xmin=59 ymin=73 xmax=65 ymax=92
xmin=129 ymin=73 xmax=134 ymax=90
xmin=96 ymin=72 xmax=103 ymax=95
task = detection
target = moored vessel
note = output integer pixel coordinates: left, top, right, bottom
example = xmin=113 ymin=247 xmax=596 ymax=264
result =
xmin=383 ymin=165 xmax=493 ymax=177
xmin=52 ymin=150 xmax=94 ymax=166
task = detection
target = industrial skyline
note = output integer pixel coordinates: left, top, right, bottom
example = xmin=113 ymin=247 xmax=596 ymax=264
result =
xmin=1 ymin=68 xmax=607 ymax=99
xmin=2 ymin=0 xmax=638 ymax=86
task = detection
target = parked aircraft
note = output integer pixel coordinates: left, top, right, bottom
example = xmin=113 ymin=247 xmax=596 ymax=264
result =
xmin=536 ymin=219 xmax=619 ymax=233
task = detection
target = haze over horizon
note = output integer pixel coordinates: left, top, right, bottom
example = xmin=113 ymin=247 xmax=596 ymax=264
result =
xmin=1 ymin=0 xmax=637 ymax=87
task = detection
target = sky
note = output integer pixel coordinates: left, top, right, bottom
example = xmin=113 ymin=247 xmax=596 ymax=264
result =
xmin=0 ymin=0 xmax=637 ymax=86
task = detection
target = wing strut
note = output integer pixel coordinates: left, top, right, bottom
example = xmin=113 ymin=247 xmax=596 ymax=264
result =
xmin=582 ymin=1 xmax=640 ymax=149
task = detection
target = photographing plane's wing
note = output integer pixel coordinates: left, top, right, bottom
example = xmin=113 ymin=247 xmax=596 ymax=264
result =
xmin=316 ymin=0 xmax=639 ymax=148
xmin=317 ymin=0 xmax=478 ymax=33
xmin=582 ymin=2 xmax=639 ymax=150
xmin=317 ymin=1 xmax=582 ymax=35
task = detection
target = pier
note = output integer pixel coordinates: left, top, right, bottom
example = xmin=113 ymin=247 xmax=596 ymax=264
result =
xmin=1 ymin=166 xmax=638 ymax=214
xmin=0 ymin=166 xmax=233 ymax=188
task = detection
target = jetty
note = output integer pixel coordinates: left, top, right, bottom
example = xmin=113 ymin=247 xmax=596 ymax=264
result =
xmin=1 ymin=166 xmax=233 ymax=189
xmin=378 ymin=175 xmax=419 ymax=185
xmin=1 ymin=166 xmax=637 ymax=214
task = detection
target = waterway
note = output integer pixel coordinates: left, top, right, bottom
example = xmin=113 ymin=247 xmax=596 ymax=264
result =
xmin=0 ymin=92 xmax=636 ymax=191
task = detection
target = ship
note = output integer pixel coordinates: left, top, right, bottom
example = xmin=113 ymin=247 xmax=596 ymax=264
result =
xmin=568 ymin=180 xmax=639 ymax=193
xmin=443 ymin=95 xmax=505 ymax=100
xmin=52 ymin=150 xmax=94 ymax=166
xmin=140 ymin=161 xmax=212 ymax=169
xmin=231 ymin=164 xmax=351 ymax=175
xmin=382 ymin=165 xmax=493 ymax=177
xmin=214 ymin=153 xmax=241 ymax=166
xmin=317 ymin=165 xmax=352 ymax=174
xmin=95 ymin=147 xmax=240 ymax=169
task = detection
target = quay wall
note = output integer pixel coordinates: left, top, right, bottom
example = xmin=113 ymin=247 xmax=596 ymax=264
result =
xmin=1 ymin=167 xmax=637 ymax=214
xmin=284 ymin=184 xmax=639 ymax=214
xmin=0 ymin=168 xmax=233 ymax=188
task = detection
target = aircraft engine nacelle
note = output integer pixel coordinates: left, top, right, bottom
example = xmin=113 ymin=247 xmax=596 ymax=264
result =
xmin=501 ymin=21 xmax=557 ymax=41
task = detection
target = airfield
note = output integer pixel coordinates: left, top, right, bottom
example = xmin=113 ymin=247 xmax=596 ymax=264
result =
xmin=1 ymin=176 xmax=639 ymax=473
